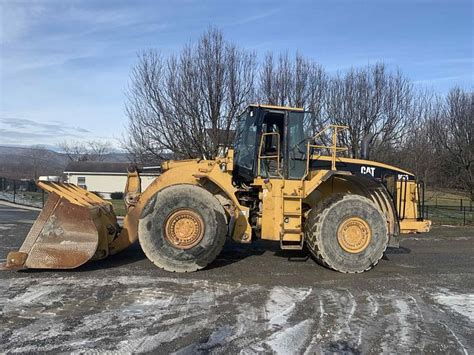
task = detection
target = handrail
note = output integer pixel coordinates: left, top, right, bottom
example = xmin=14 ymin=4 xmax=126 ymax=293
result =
xmin=398 ymin=175 xmax=408 ymax=220
xmin=303 ymin=124 xmax=348 ymax=180
xmin=417 ymin=180 xmax=425 ymax=221
xmin=257 ymin=132 xmax=283 ymax=178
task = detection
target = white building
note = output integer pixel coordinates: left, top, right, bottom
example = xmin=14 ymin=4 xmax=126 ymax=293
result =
xmin=64 ymin=162 xmax=159 ymax=199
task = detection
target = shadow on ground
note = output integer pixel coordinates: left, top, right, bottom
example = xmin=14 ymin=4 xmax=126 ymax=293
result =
xmin=17 ymin=238 xmax=411 ymax=274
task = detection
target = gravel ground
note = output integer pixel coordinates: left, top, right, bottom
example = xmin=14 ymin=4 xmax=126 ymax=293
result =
xmin=0 ymin=202 xmax=473 ymax=354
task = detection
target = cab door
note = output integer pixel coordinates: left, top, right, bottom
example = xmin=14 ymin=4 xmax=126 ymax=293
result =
xmin=286 ymin=111 xmax=308 ymax=179
xmin=257 ymin=110 xmax=286 ymax=178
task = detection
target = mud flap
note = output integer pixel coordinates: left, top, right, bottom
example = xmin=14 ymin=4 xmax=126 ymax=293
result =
xmin=2 ymin=182 xmax=118 ymax=270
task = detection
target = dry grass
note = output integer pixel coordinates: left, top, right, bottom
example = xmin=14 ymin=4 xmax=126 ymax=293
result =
xmin=424 ymin=188 xmax=471 ymax=207
xmin=423 ymin=188 xmax=473 ymax=225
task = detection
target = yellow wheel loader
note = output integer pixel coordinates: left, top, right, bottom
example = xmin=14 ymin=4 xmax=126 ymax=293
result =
xmin=3 ymin=105 xmax=431 ymax=273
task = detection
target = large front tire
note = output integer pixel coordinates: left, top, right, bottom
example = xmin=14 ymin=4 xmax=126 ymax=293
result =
xmin=138 ymin=184 xmax=227 ymax=272
xmin=305 ymin=194 xmax=388 ymax=273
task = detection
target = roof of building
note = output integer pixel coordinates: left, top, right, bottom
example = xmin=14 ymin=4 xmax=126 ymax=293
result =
xmin=64 ymin=161 xmax=130 ymax=173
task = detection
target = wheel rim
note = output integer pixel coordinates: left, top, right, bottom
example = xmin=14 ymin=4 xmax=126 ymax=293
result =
xmin=337 ymin=217 xmax=372 ymax=254
xmin=164 ymin=209 xmax=205 ymax=249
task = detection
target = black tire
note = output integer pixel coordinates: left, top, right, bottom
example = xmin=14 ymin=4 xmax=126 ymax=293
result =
xmin=138 ymin=184 xmax=227 ymax=272
xmin=305 ymin=194 xmax=388 ymax=273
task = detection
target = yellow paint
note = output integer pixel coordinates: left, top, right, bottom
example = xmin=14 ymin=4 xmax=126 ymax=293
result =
xmin=395 ymin=179 xmax=431 ymax=233
xmin=260 ymin=179 xmax=305 ymax=242
xmin=124 ymin=168 xmax=141 ymax=210
xmin=38 ymin=181 xmax=109 ymax=207
xmin=99 ymin=147 xmax=428 ymax=257
xmin=110 ymin=157 xmax=252 ymax=255
xmin=337 ymin=217 xmax=372 ymax=253
xmin=314 ymin=156 xmax=414 ymax=176
xmin=12 ymin=105 xmax=433 ymax=272
xmin=164 ymin=209 xmax=204 ymax=249
xmin=400 ymin=219 xmax=432 ymax=233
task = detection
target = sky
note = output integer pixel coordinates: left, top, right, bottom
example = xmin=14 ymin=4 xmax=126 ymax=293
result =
xmin=0 ymin=0 xmax=472 ymax=148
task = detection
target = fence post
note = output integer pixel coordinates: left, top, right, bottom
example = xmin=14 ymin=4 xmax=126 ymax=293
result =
xmin=463 ymin=208 xmax=466 ymax=226
xmin=426 ymin=205 xmax=429 ymax=219
xmin=13 ymin=180 xmax=16 ymax=203
xmin=460 ymin=199 xmax=463 ymax=211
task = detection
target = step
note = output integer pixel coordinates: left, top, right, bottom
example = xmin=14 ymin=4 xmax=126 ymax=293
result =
xmin=283 ymin=194 xmax=303 ymax=199
xmin=279 ymin=233 xmax=304 ymax=250
xmin=283 ymin=211 xmax=302 ymax=217
xmin=281 ymin=228 xmax=302 ymax=234
xmin=280 ymin=243 xmax=304 ymax=250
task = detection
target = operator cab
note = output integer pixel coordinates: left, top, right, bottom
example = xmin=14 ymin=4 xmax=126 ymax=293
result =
xmin=233 ymin=105 xmax=308 ymax=183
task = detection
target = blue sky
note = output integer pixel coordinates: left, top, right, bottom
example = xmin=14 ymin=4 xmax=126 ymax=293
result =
xmin=0 ymin=0 xmax=472 ymax=147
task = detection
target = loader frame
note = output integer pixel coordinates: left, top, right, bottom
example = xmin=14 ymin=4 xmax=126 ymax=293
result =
xmin=2 ymin=104 xmax=431 ymax=271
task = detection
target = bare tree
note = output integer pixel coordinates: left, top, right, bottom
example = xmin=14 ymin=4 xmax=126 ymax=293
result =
xmin=259 ymin=59 xmax=413 ymax=160
xmin=60 ymin=140 xmax=111 ymax=161
xmin=30 ymin=145 xmax=49 ymax=179
xmin=388 ymin=91 xmax=441 ymax=184
xmin=317 ymin=64 xmax=413 ymax=159
xmin=123 ymin=28 xmax=471 ymax=199
xmin=259 ymin=52 xmax=325 ymax=110
xmin=429 ymin=88 xmax=473 ymax=199
xmin=259 ymin=52 xmax=328 ymax=135
xmin=124 ymin=28 xmax=256 ymax=161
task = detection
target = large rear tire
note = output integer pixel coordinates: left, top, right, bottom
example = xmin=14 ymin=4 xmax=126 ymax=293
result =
xmin=305 ymin=194 xmax=388 ymax=273
xmin=138 ymin=184 xmax=227 ymax=272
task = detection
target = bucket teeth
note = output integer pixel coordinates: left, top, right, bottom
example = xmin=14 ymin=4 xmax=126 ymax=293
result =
xmin=4 ymin=252 xmax=28 ymax=269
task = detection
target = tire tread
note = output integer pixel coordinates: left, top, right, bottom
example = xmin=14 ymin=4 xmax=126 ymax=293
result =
xmin=305 ymin=194 xmax=388 ymax=273
xmin=139 ymin=184 xmax=227 ymax=273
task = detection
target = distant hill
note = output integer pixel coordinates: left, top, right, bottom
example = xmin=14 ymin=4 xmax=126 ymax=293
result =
xmin=0 ymin=146 xmax=130 ymax=180
xmin=101 ymin=152 xmax=130 ymax=163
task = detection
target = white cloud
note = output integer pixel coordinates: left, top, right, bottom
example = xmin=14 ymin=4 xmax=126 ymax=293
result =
xmin=0 ymin=1 xmax=45 ymax=44
xmin=0 ymin=117 xmax=119 ymax=146
xmin=0 ymin=116 xmax=96 ymax=145
xmin=413 ymin=75 xmax=469 ymax=85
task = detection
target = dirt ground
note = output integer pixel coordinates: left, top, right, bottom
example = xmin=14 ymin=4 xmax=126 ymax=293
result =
xmin=0 ymin=202 xmax=473 ymax=354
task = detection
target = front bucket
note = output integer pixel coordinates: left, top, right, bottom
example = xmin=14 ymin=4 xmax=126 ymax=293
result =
xmin=2 ymin=182 xmax=118 ymax=270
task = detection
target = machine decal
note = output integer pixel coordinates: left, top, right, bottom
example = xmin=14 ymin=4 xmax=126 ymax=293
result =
xmin=361 ymin=166 xmax=376 ymax=176
xmin=311 ymin=159 xmax=415 ymax=181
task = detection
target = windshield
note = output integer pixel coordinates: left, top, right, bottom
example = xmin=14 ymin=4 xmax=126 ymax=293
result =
xmin=234 ymin=111 xmax=257 ymax=171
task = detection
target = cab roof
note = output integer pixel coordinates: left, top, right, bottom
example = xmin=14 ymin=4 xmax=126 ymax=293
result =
xmin=248 ymin=104 xmax=304 ymax=112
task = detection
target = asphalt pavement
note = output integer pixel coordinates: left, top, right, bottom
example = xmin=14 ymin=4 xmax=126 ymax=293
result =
xmin=0 ymin=201 xmax=473 ymax=353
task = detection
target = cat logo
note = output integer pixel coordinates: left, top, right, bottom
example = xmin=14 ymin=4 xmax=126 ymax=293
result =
xmin=361 ymin=166 xmax=375 ymax=176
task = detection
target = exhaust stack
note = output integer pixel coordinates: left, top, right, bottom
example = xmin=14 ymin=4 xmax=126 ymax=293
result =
xmin=361 ymin=133 xmax=375 ymax=160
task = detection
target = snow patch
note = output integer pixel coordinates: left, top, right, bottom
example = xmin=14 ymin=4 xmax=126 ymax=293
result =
xmin=8 ymin=285 xmax=59 ymax=306
xmin=265 ymin=286 xmax=311 ymax=327
xmin=434 ymin=292 xmax=474 ymax=322
xmin=0 ymin=224 xmax=15 ymax=230
xmin=394 ymin=299 xmax=412 ymax=345
xmin=266 ymin=319 xmax=313 ymax=354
